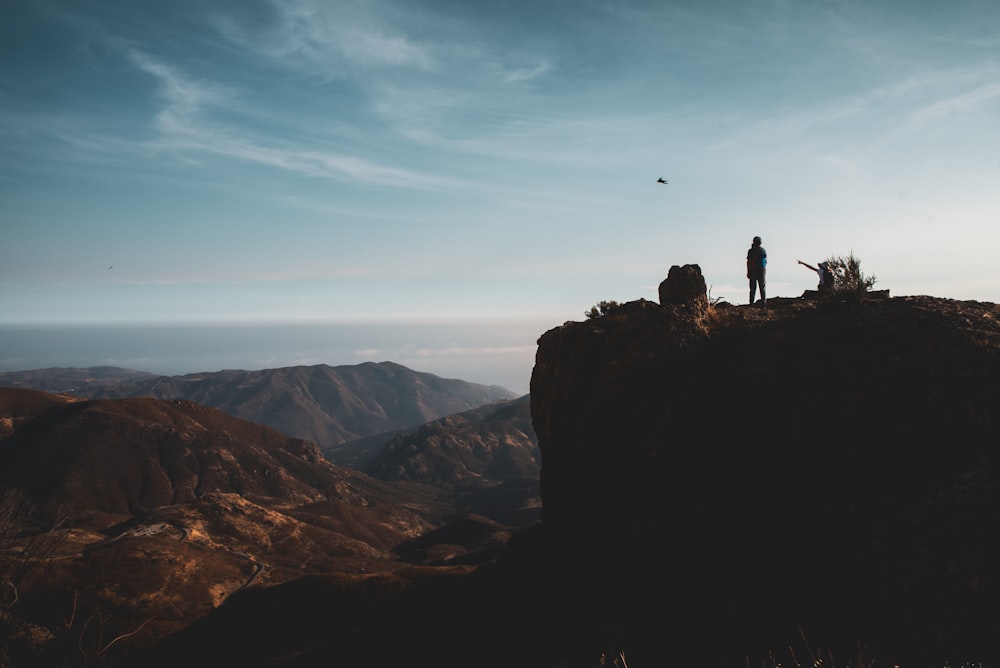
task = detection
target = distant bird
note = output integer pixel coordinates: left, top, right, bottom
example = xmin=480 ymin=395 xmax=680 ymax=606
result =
xmin=107 ymin=265 xmax=114 ymax=270
xmin=656 ymin=177 xmax=668 ymax=184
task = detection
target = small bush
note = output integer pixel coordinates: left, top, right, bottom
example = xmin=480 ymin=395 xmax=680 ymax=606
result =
xmin=585 ymin=300 xmax=621 ymax=319
xmin=824 ymin=251 xmax=877 ymax=298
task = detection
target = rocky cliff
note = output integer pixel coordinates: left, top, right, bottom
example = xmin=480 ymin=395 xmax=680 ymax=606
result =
xmin=530 ymin=269 xmax=1000 ymax=666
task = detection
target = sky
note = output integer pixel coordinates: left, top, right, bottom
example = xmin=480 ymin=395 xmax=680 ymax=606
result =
xmin=2 ymin=0 xmax=999 ymax=394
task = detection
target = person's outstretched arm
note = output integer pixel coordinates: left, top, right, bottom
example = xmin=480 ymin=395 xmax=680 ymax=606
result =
xmin=797 ymin=260 xmax=817 ymax=272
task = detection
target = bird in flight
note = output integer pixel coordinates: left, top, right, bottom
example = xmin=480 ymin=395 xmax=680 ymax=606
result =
xmin=656 ymin=177 xmax=668 ymax=184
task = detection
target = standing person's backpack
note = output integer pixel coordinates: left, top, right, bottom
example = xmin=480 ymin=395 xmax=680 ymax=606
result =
xmin=747 ymin=238 xmax=766 ymax=275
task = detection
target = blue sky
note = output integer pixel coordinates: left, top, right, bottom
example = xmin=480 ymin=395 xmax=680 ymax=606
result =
xmin=2 ymin=1 xmax=999 ymax=391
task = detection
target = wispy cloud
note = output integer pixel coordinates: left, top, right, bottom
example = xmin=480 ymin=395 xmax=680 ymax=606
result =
xmin=261 ymin=0 xmax=435 ymax=71
xmin=906 ymin=79 xmax=1000 ymax=128
xmin=699 ymin=61 xmax=1000 ymax=167
xmin=240 ymin=1 xmax=559 ymax=153
xmin=125 ymin=49 xmax=458 ymax=189
xmin=504 ymin=61 xmax=552 ymax=83
xmin=127 ymin=50 xmax=231 ymax=137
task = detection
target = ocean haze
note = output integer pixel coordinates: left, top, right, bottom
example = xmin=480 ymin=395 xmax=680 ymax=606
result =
xmin=0 ymin=320 xmax=548 ymax=396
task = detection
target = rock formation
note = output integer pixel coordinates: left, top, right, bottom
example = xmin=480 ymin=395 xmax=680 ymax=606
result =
xmin=657 ymin=262 xmax=709 ymax=308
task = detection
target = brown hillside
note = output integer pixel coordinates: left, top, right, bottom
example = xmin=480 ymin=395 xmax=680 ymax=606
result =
xmin=362 ymin=394 xmax=538 ymax=484
xmin=0 ymin=389 xmax=504 ymax=664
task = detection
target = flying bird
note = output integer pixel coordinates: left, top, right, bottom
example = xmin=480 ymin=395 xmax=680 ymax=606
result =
xmin=656 ymin=177 xmax=668 ymax=184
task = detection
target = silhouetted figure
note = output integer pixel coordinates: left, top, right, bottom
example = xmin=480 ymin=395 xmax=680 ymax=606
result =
xmin=746 ymin=236 xmax=767 ymax=305
xmin=798 ymin=260 xmax=834 ymax=292
xmin=656 ymin=177 xmax=668 ymax=184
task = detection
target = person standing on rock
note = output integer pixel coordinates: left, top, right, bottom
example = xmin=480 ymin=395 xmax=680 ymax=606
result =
xmin=746 ymin=235 xmax=767 ymax=305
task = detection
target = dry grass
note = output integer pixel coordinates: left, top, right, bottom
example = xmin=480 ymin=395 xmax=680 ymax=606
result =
xmin=745 ymin=628 xmax=882 ymax=668
xmin=592 ymin=626 xmax=988 ymax=668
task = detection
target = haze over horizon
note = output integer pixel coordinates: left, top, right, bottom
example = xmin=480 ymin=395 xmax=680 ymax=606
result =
xmin=3 ymin=1 xmax=999 ymax=392
xmin=0 ymin=320 xmax=541 ymax=396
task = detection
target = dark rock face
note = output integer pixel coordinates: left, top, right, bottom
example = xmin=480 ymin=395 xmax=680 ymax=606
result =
xmin=530 ymin=294 xmax=1000 ymax=666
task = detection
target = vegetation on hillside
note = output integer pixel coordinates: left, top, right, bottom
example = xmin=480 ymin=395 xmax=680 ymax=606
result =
xmin=585 ymin=300 xmax=621 ymax=319
xmin=824 ymin=251 xmax=877 ymax=298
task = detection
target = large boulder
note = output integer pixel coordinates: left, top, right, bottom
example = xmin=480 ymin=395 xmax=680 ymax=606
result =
xmin=657 ymin=263 xmax=708 ymax=307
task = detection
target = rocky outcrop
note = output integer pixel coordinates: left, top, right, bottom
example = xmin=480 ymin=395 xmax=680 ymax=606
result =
xmin=657 ymin=262 xmax=708 ymax=307
xmin=530 ymin=290 xmax=1000 ymax=666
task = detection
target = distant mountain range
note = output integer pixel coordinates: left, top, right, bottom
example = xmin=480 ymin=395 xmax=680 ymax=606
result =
xmin=0 ymin=361 xmax=520 ymax=451
xmin=0 ymin=360 xmax=540 ymax=528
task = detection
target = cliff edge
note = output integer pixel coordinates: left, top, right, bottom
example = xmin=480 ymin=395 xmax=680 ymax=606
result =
xmin=530 ymin=269 xmax=1000 ymax=666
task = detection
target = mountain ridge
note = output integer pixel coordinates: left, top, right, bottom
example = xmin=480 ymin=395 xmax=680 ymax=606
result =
xmin=0 ymin=361 xmax=520 ymax=451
